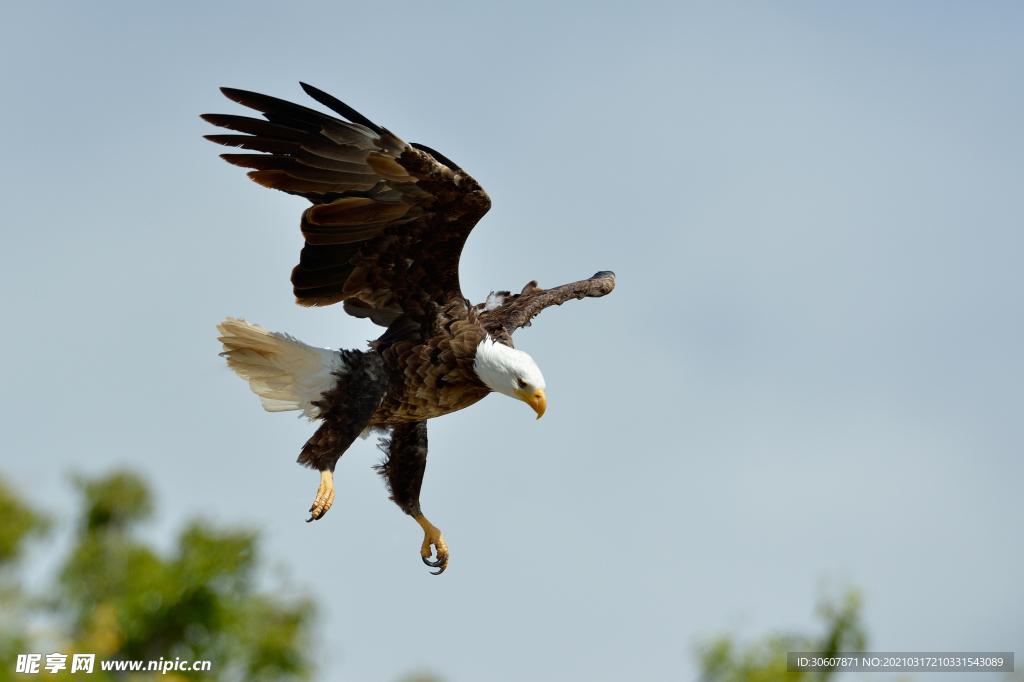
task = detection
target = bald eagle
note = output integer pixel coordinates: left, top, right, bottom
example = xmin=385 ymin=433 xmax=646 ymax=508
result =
xmin=204 ymin=84 xmax=615 ymax=574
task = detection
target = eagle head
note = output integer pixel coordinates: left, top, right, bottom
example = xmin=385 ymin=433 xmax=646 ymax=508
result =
xmin=473 ymin=336 xmax=547 ymax=419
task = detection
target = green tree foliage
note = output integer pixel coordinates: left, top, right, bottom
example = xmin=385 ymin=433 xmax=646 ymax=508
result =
xmin=0 ymin=478 xmax=50 ymax=682
xmin=398 ymin=674 xmax=445 ymax=682
xmin=0 ymin=479 xmax=49 ymax=565
xmin=0 ymin=471 xmax=315 ymax=681
xmin=696 ymin=590 xmax=866 ymax=682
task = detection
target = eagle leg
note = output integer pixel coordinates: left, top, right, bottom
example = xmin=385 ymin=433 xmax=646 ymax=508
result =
xmin=298 ymin=350 xmax=390 ymax=522
xmin=375 ymin=421 xmax=448 ymax=574
xmin=306 ymin=470 xmax=335 ymax=523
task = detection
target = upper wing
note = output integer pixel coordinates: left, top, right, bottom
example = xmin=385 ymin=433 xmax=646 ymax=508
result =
xmin=478 ymin=271 xmax=617 ymax=345
xmin=202 ymin=84 xmax=491 ymax=331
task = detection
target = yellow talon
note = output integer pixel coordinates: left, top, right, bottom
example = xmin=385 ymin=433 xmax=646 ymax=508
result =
xmin=415 ymin=514 xmax=449 ymax=574
xmin=307 ymin=470 xmax=335 ymax=522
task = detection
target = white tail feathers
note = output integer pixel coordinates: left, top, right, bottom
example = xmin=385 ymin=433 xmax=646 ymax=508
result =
xmin=216 ymin=317 xmax=347 ymax=420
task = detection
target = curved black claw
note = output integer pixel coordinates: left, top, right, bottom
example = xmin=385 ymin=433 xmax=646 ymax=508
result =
xmin=422 ymin=554 xmax=448 ymax=575
xmin=306 ymin=505 xmax=330 ymax=523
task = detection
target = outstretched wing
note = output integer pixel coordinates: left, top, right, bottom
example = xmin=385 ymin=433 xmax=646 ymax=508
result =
xmin=202 ymin=84 xmax=490 ymax=331
xmin=478 ymin=271 xmax=617 ymax=345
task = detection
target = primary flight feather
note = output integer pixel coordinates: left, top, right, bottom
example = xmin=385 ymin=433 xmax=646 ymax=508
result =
xmin=205 ymin=83 xmax=615 ymax=574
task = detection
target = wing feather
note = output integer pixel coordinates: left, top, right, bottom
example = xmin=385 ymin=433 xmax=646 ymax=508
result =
xmin=201 ymin=114 xmax=308 ymax=140
xmin=203 ymin=84 xmax=491 ymax=338
xmin=479 ymin=272 xmax=617 ymax=344
xmin=204 ymin=134 xmax=301 ymax=154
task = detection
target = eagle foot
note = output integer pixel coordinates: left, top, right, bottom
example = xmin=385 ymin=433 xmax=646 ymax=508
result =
xmin=306 ymin=470 xmax=335 ymax=523
xmin=415 ymin=515 xmax=449 ymax=575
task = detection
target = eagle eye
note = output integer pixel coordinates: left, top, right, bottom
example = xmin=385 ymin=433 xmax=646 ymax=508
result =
xmin=517 ymin=378 xmax=527 ymax=388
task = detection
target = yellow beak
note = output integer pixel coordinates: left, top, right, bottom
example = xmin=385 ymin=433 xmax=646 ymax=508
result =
xmin=516 ymin=388 xmax=547 ymax=419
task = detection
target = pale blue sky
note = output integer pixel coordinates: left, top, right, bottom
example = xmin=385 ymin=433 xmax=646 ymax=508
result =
xmin=1 ymin=2 xmax=1021 ymax=680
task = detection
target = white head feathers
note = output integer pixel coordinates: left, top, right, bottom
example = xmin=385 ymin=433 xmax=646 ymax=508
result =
xmin=473 ymin=336 xmax=546 ymax=400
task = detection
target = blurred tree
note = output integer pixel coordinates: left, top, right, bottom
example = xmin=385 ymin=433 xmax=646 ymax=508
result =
xmin=398 ymin=673 xmax=445 ymax=682
xmin=0 ymin=471 xmax=315 ymax=681
xmin=695 ymin=589 xmax=866 ymax=682
xmin=0 ymin=478 xmax=50 ymax=682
